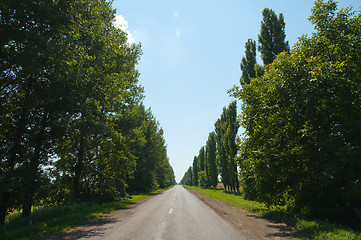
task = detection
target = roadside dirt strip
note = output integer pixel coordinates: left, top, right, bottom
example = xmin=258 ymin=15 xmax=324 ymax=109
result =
xmin=188 ymin=189 xmax=299 ymax=240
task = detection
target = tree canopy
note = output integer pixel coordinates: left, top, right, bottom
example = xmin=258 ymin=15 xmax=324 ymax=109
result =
xmin=0 ymin=0 xmax=174 ymax=224
xmin=240 ymin=39 xmax=257 ymax=85
xmin=181 ymin=101 xmax=239 ymax=192
xmin=258 ymin=8 xmax=289 ymax=65
xmin=235 ymin=0 xmax=361 ymax=223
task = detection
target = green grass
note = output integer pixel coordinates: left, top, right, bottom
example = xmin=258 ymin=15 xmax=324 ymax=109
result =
xmin=0 ymin=187 xmax=172 ymax=240
xmin=186 ymin=186 xmax=361 ymax=240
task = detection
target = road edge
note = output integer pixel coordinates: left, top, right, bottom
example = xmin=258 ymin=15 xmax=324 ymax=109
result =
xmin=186 ymin=187 xmax=298 ymax=240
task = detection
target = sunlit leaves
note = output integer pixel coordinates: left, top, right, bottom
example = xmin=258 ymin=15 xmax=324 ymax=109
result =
xmin=236 ymin=0 xmax=361 ymax=221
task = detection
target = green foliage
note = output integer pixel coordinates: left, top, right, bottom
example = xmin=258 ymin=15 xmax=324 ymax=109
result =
xmin=180 ymin=167 xmax=193 ymax=186
xmin=0 ymin=188 xmax=171 ymax=240
xmin=128 ymin=105 xmax=175 ymax=192
xmin=50 ymin=0 xmax=144 ymax=204
xmin=236 ymin=0 xmax=361 ymax=224
xmin=182 ymin=102 xmax=239 ymax=191
xmin=192 ymin=156 xmax=199 ymax=186
xmin=240 ymin=39 xmax=257 ymax=85
xmin=0 ymin=0 xmax=76 ymax=221
xmin=198 ymin=147 xmax=205 ymax=172
xmin=187 ymin=186 xmax=361 ymax=240
xmin=258 ymin=8 xmax=289 ymax=65
xmin=205 ymin=132 xmax=218 ymax=188
xmin=198 ymin=171 xmax=208 ymax=188
xmin=215 ymin=101 xmax=239 ymax=192
xmin=0 ymin=0 xmax=174 ymax=224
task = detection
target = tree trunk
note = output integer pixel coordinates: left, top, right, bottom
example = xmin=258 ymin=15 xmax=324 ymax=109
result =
xmin=0 ymin=193 xmax=9 ymax=225
xmin=236 ymin=179 xmax=240 ymax=194
xmin=0 ymin=104 xmax=28 ymax=224
xmin=22 ymin=112 xmax=48 ymax=218
xmin=71 ymin=134 xmax=85 ymax=203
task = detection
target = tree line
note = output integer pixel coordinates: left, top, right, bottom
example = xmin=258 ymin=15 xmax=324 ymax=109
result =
xmin=181 ymin=3 xmax=289 ymax=193
xmin=187 ymin=0 xmax=361 ymax=224
xmin=180 ymin=101 xmax=239 ymax=192
xmin=0 ymin=0 xmax=175 ymax=225
xmin=233 ymin=0 xmax=361 ymax=224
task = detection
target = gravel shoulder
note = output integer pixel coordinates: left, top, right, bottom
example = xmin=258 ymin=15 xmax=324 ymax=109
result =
xmin=188 ymin=189 xmax=299 ymax=240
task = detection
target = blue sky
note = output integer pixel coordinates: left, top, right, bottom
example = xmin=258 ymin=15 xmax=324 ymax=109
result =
xmin=112 ymin=0 xmax=361 ymax=182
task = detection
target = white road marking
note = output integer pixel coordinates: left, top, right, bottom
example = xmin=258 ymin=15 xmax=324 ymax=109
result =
xmin=169 ymin=208 xmax=173 ymax=214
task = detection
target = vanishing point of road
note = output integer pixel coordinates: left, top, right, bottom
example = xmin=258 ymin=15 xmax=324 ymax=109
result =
xmin=78 ymin=185 xmax=245 ymax=240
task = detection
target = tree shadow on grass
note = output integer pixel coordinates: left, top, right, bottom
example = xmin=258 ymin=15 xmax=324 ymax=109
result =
xmin=261 ymin=210 xmax=361 ymax=239
xmin=46 ymin=215 xmax=119 ymax=240
xmin=265 ymin=224 xmax=300 ymax=239
xmin=245 ymin=211 xmax=313 ymax=239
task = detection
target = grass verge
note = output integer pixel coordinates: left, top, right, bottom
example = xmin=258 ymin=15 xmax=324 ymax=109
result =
xmin=0 ymin=186 xmax=173 ymax=240
xmin=185 ymin=186 xmax=361 ymax=240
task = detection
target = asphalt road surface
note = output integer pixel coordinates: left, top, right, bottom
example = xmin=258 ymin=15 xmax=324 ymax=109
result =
xmin=80 ymin=185 xmax=245 ymax=240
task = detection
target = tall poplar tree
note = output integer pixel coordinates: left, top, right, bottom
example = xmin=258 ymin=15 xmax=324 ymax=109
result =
xmin=198 ymin=147 xmax=205 ymax=172
xmin=215 ymin=101 xmax=239 ymax=192
xmin=180 ymin=167 xmax=193 ymax=186
xmin=206 ymin=132 xmax=218 ymax=188
xmin=258 ymin=8 xmax=289 ymax=65
xmin=240 ymin=39 xmax=257 ymax=85
xmin=192 ymin=156 xmax=199 ymax=186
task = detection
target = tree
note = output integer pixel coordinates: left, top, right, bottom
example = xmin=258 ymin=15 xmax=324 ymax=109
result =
xmin=180 ymin=167 xmax=193 ymax=186
xmin=192 ymin=156 xmax=199 ymax=186
xmin=152 ymin=123 xmax=175 ymax=189
xmin=0 ymin=0 xmax=176 ymax=225
xmin=215 ymin=101 xmax=239 ymax=192
xmin=52 ymin=0 xmax=143 ymax=203
xmin=0 ymin=0 xmax=152 ymax=222
xmin=198 ymin=147 xmax=205 ymax=172
xmin=127 ymin=105 xmax=175 ymax=192
xmin=198 ymin=171 xmax=208 ymax=188
xmin=237 ymin=0 xmax=361 ymax=222
xmin=0 ymin=0 xmax=73 ymax=221
xmin=188 ymin=167 xmax=193 ymax=186
xmin=206 ymin=132 xmax=218 ymax=188
xmin=258 ymin=8 xmax=289 ymax=65
xmin=229 ymin=8 xmax=285 ymax=98
xmin=240 ymin=39 xmax=257 ymax=85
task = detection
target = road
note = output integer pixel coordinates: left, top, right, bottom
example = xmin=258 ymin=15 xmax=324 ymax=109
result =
xmin=79 ymin=185 xmax=245 ymax=240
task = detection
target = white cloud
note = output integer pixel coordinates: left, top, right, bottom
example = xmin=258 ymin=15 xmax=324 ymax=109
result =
xmin=113 ymin=15 xmax=136 ymax=44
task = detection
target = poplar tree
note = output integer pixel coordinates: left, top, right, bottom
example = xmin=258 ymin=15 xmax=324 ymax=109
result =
xmin=192 ymin=156 xmax=199 ymax=186
xmin=258 ymin=8 xmax=289 ymax=65
xmin=198 ymin=147 xmax=205 ymax=172
xmin=180 ymin=167 xmax=193 ymax=186
xmin=240 ymin=39 xmax=257 ymax=85
xmin=206 ymin=132 xmax=218 ymax=188
xmin=189 ymin=167 xmax=193 ymax=186
xmin=215 ymin=101 xmax=239 ymax=192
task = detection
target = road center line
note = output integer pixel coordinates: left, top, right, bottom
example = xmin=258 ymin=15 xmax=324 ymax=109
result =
xmin=169 ymin=208 xmax=173 ymax=214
